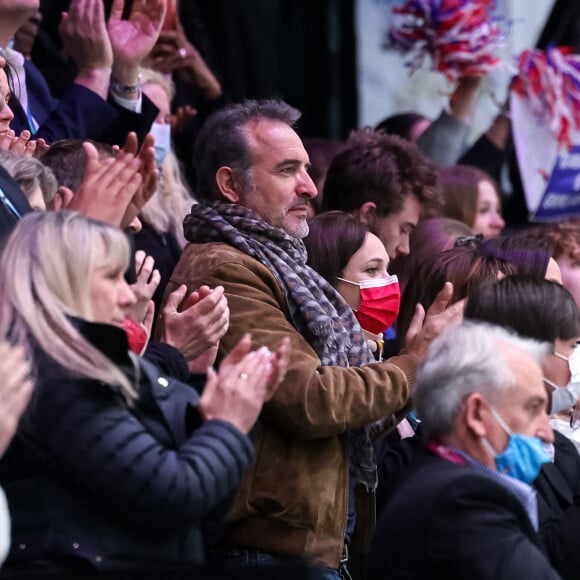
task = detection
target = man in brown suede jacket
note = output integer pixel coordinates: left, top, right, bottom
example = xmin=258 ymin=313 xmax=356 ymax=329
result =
xmin=166 ymin=99 xmax=461 ymax=579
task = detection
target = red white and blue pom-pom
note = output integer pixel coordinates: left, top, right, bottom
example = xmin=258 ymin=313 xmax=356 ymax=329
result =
xmin=388 ymin=0 xmax=504 ymax=82
xmin=513 ymin=46 xmax=580 ymax=149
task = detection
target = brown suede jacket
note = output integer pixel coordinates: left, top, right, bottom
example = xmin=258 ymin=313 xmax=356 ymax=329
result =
xmin=167 ymin=242 xmax=417 ymax=568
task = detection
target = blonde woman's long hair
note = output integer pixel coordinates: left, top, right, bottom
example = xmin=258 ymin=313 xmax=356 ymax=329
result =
xmin=0 ymin=211 xmax=137 ymax=403
xmin=140 ymin=67 xmax=195 ymax=247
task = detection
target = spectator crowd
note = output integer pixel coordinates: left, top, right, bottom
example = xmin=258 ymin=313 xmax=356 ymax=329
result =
xmin=0 ymin=1 xmax=579 ymax=580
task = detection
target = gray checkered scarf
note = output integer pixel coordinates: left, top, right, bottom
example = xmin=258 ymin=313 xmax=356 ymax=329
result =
xmin=183 ymin=201 xmax=374 ymax=367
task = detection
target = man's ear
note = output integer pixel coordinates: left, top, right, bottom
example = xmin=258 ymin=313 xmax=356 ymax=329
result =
xmin=49 ymin=186 xmax=74 ymax=211
xmin=215 ymin=167 xmax=242 ymax=203
xmin=357 ymin=201 xmax=377 ymax=225
xmin=464 ymin=392 xmax=489 ymax=438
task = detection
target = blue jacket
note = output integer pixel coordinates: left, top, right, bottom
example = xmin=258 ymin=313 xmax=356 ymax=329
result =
xmin=0 ymin=320 xmax=254 ymax=572
xmin=9 ymin=60 xmax=158 ymax=146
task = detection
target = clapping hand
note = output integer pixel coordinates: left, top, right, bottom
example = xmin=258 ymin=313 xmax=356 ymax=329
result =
xmin=199 ymin=334 xmax=290 ymax=434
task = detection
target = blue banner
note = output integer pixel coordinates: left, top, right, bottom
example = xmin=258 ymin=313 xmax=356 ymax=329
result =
xmin=533 ymin=145 xmax=580 ymax=221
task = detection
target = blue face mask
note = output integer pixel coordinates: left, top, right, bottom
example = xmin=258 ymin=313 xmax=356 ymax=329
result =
xmin=149 ymin=122 xmax=171 ymax=168
xmin=483 ymin=406 xmax=551 ymax=484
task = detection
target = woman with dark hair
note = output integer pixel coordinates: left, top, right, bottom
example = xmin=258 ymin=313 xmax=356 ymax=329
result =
xmin=305 ymin=211 xmax=368 ymax=284
xmin=304 ymin=211 xmax=399 ymax=358
xmin=479 ymin=234 xmax=562 ymax=282
xmin=437 ymin=164 xmax=505 ymax=239
xmin=467 ymin=276 xmax=579 ymax=349
xmin=391 ymin=217 xmax=473 ymax=292
xmin=467 ymin=276 xmax=579 ymax=413
xmin=395 ymin=245 xmax=517 ymax=353
xmin=465 ymin=275 xmax=580 ymax=580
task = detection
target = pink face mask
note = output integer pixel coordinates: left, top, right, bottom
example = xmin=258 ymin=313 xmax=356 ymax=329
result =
xmin=121 ymin=317 xmax=148 ymax=355
xmin=337 ymin=275 xmax=401 ymax=334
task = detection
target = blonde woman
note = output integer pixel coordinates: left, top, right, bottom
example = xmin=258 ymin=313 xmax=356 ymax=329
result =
xmin=0 ymin=211 xmax=288 ymax=574
xmin=137 ymin=68 xmax=195 ymax=316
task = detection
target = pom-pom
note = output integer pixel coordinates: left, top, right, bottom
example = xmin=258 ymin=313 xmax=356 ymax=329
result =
xmin=388 ymin=0 xmax=504 ymax=82
xmin=513 ymin=46 xmax=580 ymax=150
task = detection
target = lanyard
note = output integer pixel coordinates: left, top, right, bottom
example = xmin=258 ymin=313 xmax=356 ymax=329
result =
xmin=427 ymin=441 xmax=466 ymax=465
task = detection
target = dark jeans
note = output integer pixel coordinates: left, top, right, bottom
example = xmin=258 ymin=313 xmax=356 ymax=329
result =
xmin=210 ymin=548 xmax=350 ymax=580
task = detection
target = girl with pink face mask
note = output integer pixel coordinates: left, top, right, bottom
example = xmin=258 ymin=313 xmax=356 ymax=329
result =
xmin=304 ymin=211 xmax=400 ymax=360
xmin=305 ymin=211 xmax=418 ymax=451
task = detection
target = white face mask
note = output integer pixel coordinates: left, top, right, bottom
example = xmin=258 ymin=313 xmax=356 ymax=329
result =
xmin=544 ymin=348 xmax=580 ymax=414
xmin=551 ymin=349 xmax=580 ymax=395
xmin=566 ymin=347 xmax=580 ymax=384
xmin=545 ymin=382 xmax=577 ymax=414
xmin=149 ymin=122 xmax=172 ymax=168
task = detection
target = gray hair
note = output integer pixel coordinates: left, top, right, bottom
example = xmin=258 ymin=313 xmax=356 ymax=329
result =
xmin=193 ymin=99 xmax=301 ymax=200
xmin=0 ymin=150 xmax=58 ymax=206
xmin=415 ymin=321 xmax=549 ymax=439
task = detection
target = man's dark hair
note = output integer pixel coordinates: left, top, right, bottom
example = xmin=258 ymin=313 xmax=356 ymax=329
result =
xmin=321 ymin=128 xmax=440 ymax=216
xmin=40 ymin=139 xmax=116 ymax=191
xmin=193 ymin=99 xmax=301 ymax=201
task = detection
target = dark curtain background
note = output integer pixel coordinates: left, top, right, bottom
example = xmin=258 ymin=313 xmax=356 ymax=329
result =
xmin=197 ymin=0 xmax=357 ymax=139
xmin=34 ymin=0 xmax=357 ymax=139
xmin=536 ymin=0 xmax=580 ymax=50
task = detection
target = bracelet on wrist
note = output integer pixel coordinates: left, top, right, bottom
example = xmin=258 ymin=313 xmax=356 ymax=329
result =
xmin=110 ymin=74 xmax=143 ymax=97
